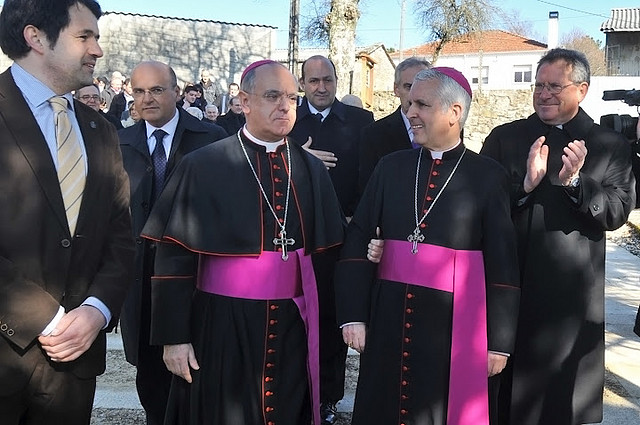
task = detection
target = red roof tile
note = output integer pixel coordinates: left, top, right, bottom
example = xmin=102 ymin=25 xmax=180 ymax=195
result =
xmin=391 ymin=30 xmax=547 ymax=59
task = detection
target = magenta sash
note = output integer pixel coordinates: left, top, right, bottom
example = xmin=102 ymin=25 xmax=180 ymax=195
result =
xmin=197 ymin=249 xmax=320 ymax=425
xmin=378 ymin=240 xmax=488 ymax=425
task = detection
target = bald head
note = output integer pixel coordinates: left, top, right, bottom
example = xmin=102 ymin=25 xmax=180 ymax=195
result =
xmin=300 ymin=55 xmax=337 ymax=112
xmin=239 ymin=62 xmax=299 ymax=142
xmin=131 ymin=61 xmax=181 ymax=128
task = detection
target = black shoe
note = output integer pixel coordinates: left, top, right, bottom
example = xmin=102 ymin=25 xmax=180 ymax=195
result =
xmin=320 ymin=402 xmax=338 ymax=425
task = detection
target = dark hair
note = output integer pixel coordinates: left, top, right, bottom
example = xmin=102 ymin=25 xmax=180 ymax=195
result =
xmin=74 ymin=83 xmax=99 ymax=99
xmin=0 ymin=0 xmax=102 ymax=60
xmin=183 ymin=85 xmax=198 ymax=94
xmin=229 ymin=82 xmax=239 ymax=90
xmin=537 ymin=48 xmax=590 ymax=85
xmin=301 ymin=55 xmax=337 ymax=81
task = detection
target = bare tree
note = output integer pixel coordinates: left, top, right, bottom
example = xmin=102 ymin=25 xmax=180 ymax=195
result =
xmin=497 ymin=9 xmax=540 ymax=40
xmin=327 ymin=0 xmax=361 ymax=95
xmin=561 ymin=28 xmax=606 ymax=76
xmin=414 ymin=0 xmax=499 ymax=63
xmin=301 ymin=0 xmax=330 ymax=43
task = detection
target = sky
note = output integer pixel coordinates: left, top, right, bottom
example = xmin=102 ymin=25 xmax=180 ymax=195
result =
xmin=92 ymin=0 xmax=637 ymax=51
xmin=1 ymin=0 xmax=631 ymax=51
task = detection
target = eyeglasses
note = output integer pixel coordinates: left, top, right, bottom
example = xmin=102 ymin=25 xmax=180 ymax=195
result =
xmin=533 ymin=82 xmax=578 ymax=95
xmin=79 ymin=95 xmax=100 ymax=101
xmin=247 ymin=91 xmax=298 ymax=106
xmin=132 ymin=87 xmax=169 ymax=98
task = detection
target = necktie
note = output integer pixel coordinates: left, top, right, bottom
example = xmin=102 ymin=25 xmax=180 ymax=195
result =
xmin=151 ymin=129 xmax=168 ymax=202
xmin=314 ymin=112 xmax=323 ymax=123
xmin=49 ymin=96 xmax=85 ymax=235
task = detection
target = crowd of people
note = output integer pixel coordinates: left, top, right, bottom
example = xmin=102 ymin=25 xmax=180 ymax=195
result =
xmin=81 ymin=66 xmax=240 ymax=133
xmin=0 ymin=1 xmax=638 ymax=425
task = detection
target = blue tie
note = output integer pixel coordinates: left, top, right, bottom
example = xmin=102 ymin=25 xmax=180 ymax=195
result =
xmin=151 ymin=129 xmax=168 ymax=202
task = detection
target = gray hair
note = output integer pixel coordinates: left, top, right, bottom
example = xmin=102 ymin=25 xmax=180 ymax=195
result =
xmin=537 ymin=48 xmax=590 ymax=85
xmin=395 ymin=57 xmax=431 ymax=86
xmin=205 ymin=104 xmax=218 ymax=113
xmin=414 ymin=68 xmax=471 ymax=128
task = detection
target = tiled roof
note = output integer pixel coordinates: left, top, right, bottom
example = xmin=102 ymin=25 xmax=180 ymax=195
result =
xmin=102 ymin=11 xmax=276 ymax=29
xmin=390 ymin=30 xmax=547 ymax=59
xmin=601 ymin=8 xmax=640 ymax=32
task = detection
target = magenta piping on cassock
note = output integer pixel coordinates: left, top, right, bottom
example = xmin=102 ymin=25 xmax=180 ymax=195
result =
xmin=377 ymin=240 xmax=489 ymax=425
xmin=197 ymin=249 xmax=321 ymax=425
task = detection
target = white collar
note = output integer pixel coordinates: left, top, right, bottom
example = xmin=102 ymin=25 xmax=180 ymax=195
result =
xmin=308 ymin=102 xmax=331 ymax=120
xmin=145 ymin=108 xmax=180 ymax=140
xmin=242 ymin=126 xmax=284 ymax=153
xmin=429 ymin=140 xmax=461 ymax=159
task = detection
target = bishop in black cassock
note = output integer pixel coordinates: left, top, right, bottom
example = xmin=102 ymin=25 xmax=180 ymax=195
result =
xmin=336 ymin=67 xmax=520 ymax=425
xmin=141 ymin=61 xmax=344 ymax=425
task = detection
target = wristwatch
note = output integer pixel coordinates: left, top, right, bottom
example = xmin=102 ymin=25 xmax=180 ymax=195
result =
xmin=568 ymin=176 xmax=580 ymax=188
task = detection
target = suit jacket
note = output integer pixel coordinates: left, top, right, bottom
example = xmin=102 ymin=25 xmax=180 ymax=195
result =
xmin=107 ymin=91 xmax=127 ymax=121
xmin=0 ymin=69 xmax=135 ymax=396
xmin=289 ymin=98 xmax=374 ymax=216
xmin=359 ymin=106 xmax=412 ymax=191
xmin=216 ymin=110 xmax=245 ymax=136
xmin=118 ymin=108 xmax=227 ymax=365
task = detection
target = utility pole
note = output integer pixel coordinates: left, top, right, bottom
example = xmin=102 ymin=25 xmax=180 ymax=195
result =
xmin=288 ymin=0 xmax=300 ymax=73
xmin=399 ymin=0 xmax=405 ymax=60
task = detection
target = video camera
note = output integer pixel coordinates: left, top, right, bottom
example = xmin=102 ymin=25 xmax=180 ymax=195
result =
xmin=601 ymin=89 xmax=640 ymax=207
xmin=600 ymin=89 xmax=640 ymax=140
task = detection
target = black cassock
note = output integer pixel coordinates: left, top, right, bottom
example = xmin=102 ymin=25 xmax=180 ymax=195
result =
xmin=482 ymin=109 xmax=635 ymax=425
xmin=335 ymin=144 xmax=520 ymax=425
xmin=141 ymin=133 xmax=345 ymax=425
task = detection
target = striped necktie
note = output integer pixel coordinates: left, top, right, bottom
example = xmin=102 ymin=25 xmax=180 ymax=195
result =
xmin=49 ymin=96 xmax=86 ymax=235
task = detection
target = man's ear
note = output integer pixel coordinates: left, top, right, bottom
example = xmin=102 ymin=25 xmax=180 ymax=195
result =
xmin=450 ymin=103 xmax=463 ymax=126
xmin=23 ymin=25 xmax=46 ymax=54
xmin=298 ymin=77 xmax=305 ymax=91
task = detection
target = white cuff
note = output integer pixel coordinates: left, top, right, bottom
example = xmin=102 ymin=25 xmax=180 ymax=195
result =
xmin=41 ymin=306 xmax=65 ymax=336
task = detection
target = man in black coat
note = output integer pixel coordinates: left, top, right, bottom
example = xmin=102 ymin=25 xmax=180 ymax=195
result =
xmin=359 ymin=57 xmax=430 ymax=190
xmin=481 ymin=48 xmax=635 ymax=425
xmin=216 ymin=95 xmax=245 ymax=136
xmin=289 ymin=54 xmax=373 ymax=424
xmin=118 ymin=60 xmax=226 ymax=425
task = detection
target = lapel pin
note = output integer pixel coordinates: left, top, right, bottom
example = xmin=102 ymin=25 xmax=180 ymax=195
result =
xmin=90 ymin=121 xmax=97 ymax=128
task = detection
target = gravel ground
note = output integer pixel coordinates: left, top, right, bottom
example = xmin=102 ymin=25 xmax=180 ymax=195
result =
xmin=91 ymin=215 xmax=640 ymax=425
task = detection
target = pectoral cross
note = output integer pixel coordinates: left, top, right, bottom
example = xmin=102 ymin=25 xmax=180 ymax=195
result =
xmin=407 ymin=227 xmax=424 ymax=255
xmin=273 ymin=230 xmax=295 ymax=261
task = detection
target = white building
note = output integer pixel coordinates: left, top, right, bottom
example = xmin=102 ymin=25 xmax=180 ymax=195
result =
xmin=390 ymin=30 xmax=548 ymax=92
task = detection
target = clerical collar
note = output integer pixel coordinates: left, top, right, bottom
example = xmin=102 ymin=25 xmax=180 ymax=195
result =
xmin=241 ymin=125 xmax=284 ymax=152
xmin=556 ymin=124 xmax=563 ymax=130
xmin=429 ymin=140 xmax=462 ymax=159
xmin=308 ymin=102 xmax=331 ymax=121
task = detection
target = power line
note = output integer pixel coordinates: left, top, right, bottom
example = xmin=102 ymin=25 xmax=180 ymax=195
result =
xmin=536 ymin=0 xmax=610 ymax=19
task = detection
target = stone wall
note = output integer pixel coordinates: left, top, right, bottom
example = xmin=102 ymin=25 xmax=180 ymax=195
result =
xmin=96 ymin=13 xmax=276 ymax=89
xmin=465 ymin=89 xmax=534 ymax=152
xmin=369 ymin=89 xmax=534 ymax=152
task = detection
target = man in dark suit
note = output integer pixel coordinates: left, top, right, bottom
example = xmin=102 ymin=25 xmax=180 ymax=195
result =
xmin=0 ymin=1 xmax=135 ymax=424
xmin=359 ymin=57 xmax=431 ymax=190
xmin=118 ymin=60 xmax=227 ymax=425
xmin=107 ymin=77 xmax=132 ymax=122
xmin=216 ymin=95 xmax=245 ymax=135
xmin=289 ymin=54 xmax=373 ymax=424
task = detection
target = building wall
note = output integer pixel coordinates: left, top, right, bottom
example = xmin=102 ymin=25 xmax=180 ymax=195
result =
xmin=97 ymin=13 xmax=275 ymax=89
xmin=434 ymin=51 xmax=545 ymax=92
xmin=605 ymin=33 xmax=640 ymax=76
